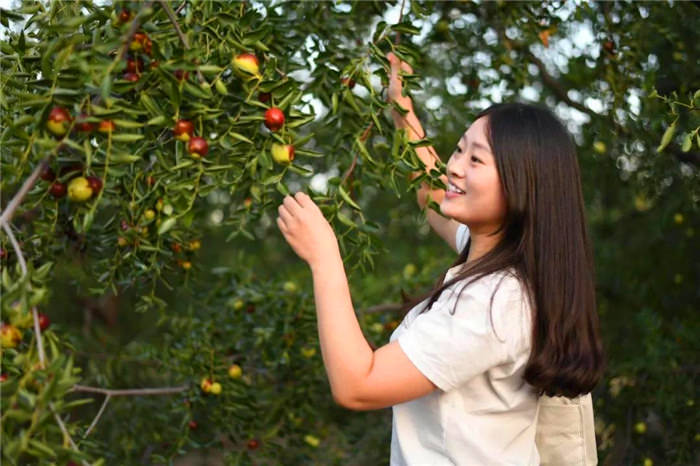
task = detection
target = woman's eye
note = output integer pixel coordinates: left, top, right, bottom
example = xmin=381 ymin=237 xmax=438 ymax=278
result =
xmin=471 ymin=155 xmax=480 ymax=163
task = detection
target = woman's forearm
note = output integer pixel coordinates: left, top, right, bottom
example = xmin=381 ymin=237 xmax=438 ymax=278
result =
xmin=309 ymin=250 xmax=374 ymax=405
xmin=394 ymin=110 xmax=446 ymax=209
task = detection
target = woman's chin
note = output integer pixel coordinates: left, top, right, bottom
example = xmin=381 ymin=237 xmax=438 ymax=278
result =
xmin=439 ymin=199 xmax=455 ymax=216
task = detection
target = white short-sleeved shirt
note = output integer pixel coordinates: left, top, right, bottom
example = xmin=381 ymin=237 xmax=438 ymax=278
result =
xmin=389 ymin=223 xmax=540 ymax=465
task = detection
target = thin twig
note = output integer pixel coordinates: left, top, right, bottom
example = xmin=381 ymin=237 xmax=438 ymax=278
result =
xmin=395 ymin=0 xmax=406 ymax=45
xmin=0 ymin=158 xmax=48 ymax=227
xmin=1 ymin=225 xmax=46 ymax=366
xmin=54 ymin=411 xmax=82 ymax=454
xmin=340 ymin=122 xmax=375 ymax=187
xmin=31 ymin=306 xmax=47 ymax=367
xmin=2 ymin=223 xmax=26 ymax=273
xmin=71 ymin=384 xmax=188 ymax=435
xmin=116 ymin=1 xmax=153 ymax=64
xmin=1 ymin=218 xmax=83 ymax=462
xmin=72 ymin=384 xmax=189 ymax=396
xmin=84 ymin=394 xmax=111 ymax=438
xmin=157 ymin=0 xmax=206 ymax=84
xmin=174 ymin=0 xmax=187 ymax=15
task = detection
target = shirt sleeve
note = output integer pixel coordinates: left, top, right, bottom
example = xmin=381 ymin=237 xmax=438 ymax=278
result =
xmin=397 ymin=277 xmax=526 ymax=392
xmin=456 ymin=223 xmax=470 ymax=253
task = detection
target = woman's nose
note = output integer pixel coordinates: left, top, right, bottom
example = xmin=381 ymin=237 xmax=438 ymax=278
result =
xmin=447 ymin=155 xmax=464 ymax=178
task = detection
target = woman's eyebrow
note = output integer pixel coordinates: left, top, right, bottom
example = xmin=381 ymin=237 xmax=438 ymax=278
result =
xmin=460 ymin=134 xmax=490 ymax=153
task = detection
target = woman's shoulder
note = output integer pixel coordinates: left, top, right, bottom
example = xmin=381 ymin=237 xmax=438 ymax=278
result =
xmin=448 ymin=265 xmax=528 ymax=302
xmin=450 ymin=268 xmax=533 ymax=348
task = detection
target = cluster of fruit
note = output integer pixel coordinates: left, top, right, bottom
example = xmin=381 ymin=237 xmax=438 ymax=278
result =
xmin=1 ymin=310 xmax=51 ymax=383
xmin=171 ymin=238 xmax=201 ymax=270
xmin=118 ymin=8 xmax=158 ymax=83
xmin=172 ymin=118 xmax=208 ymax=158
xmin=44 ymin=106 xmax=111 ymax=201
xmin=233 ymin=53 xmax=296 ymax=164
xmin=199 ymin=363 xmax=243 ymax=396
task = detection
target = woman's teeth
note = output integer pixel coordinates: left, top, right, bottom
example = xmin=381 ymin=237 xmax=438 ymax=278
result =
xmin=447 ymin=183 xmax=465 ymax=194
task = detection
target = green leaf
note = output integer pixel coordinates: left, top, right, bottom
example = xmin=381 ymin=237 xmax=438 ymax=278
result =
xmin=147 ymin=115 xmax=167 ymax=126
xmin=28 ymin=438 xmax=56 ymax=457
xmin=184 ymin=80 xmax=212 ymax=99
xmin=110 ymin=153 xmax=142 ymax=164
xmin=332 ymin=93 xmax=339 ymax=115
xmin=354 ymin=137 xmax=374 ymax=163
xmin=262 ymin=173 xmax=283 ymax=185
xmin=54 ymin=43 xmax=73 ymax=72
xmin=198 ymin=65 xmax=225 ymax=74
xmin=681 ymin=132 xmax=692 ymax=152
xmin=338 ymin=185 xmax=361 ymax=210
xmin=373 ymin=21 xmax=388 ymax=43
xmin=111 ymin=133 xmax=144 ymax=142
xmin=657 ymin=118 xmax=677 ymax=153
xmin=390 ymin=100 xmax=409 ymax=116
xmin=140 ymin=93 xmax=163 ymax=117
xmin=215 ymin=79 xmax=228 ymax=95
xmin=158 ymin=217 xmax=177 ymax=235
xmin=100 ymin=73 xmax=112 ymax=102
xmin=11 ymin=115 xmax=34 ymax=128
xmin=336 ymin=210 xmax=356 ymax=228
xmin=254 ymin=40 xmax=269 ymax=52
xmin=287 ymin=114 xmax=316 ymax=128
xmin=287 ymin=164 xmax=313 ymax=176
xmin=51 ymin=87 xmax=82 ymax=96
xmin=82 ymin=210 xmax=94 ymax=232
xmin=113 ymin=119 xmax=144 ymax=129
xmin=408 ymin=138 xmax=433 ymax=148
xmin=228 ymin=131 xmax=254 ymax=144
xmin=258 ymin=149 xmax=273 ymax=170
xmin=276 ymin=181 xmax=290 ymax=196
xmin=390 ymin=23 xmax=421 ymax=35
xmin=294 ymin=148 xmax=324 ymax=158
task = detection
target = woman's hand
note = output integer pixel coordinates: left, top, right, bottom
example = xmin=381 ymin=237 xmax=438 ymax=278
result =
xmin=387 ymin=52 xmax=415 ymax=120
xmin=277 ymin=192 xmax=339 ymax=269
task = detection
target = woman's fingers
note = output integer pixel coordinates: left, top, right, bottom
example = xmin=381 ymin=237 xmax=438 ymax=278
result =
xmin=276 ymin=215 xmax=288 ymax=233
xmin=387 ymin=51 xmax=413 ymax=74
xmin=278 ymin=204 xmax=293 ymax=226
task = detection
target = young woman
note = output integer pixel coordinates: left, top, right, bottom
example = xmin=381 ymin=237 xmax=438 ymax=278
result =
xmin=276 ymin=52 xmax=605 ymax=465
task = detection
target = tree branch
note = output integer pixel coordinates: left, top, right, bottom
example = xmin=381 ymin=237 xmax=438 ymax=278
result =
xmin=71 ymin=384 xmax=189 ymax=396
xmin=498 ymin=32 xmax=700 ymax=167
xmin=157 ymin=0 xmax=206 ymax=84
xmin=340 ymin=121 xmax=374 ymax=187
xmin=83 ymin=394 xmax=110 ymax=438
xmin=72 ymin=383 xmax=189 ymax=437
xmin=1 ymin=215 xmax=83 ymax=463
xmin=0 ymin=158 xmax=48 ymax=227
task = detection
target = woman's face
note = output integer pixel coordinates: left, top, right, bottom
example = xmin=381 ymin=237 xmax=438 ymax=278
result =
xmin=440 ymin=116 xmax=507 ymax=234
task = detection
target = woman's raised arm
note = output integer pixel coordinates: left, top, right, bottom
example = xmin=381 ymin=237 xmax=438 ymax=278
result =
xmin=387 ymin=52 xmax=461 ymax=253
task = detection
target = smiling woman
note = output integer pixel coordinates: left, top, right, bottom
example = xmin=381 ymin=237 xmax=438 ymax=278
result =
xmin=383 ymin=51 xmax=603 ymax=465
xmin=276 ymin=52 xmax=604 ymax=466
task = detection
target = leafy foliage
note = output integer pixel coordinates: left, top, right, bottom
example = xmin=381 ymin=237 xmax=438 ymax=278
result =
xmin=1 ymin=1 xmax=697 ymax=464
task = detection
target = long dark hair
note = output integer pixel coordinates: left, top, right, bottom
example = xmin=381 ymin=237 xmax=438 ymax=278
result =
xmin=399 ymin=102 xmax=606 ymax=398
